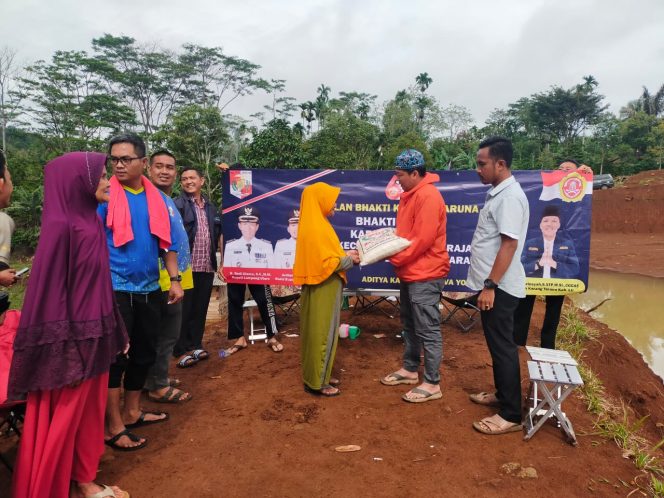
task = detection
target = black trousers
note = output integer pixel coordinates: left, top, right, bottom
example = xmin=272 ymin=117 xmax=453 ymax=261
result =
xmin=174 ymin=272 xmax=215 ymax=356
xmin=513 ymin=295 xmax=564 ymax=349
xmin=481 ymin=288 xmax=521 ymax=424
xmin=227 ymin=283 xmax=277 ymax=340
xmin=109 ymin=290 xmax=163 ymax=391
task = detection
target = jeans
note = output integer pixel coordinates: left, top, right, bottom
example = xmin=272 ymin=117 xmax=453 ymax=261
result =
xmin=400 ymin=278 xmax=445 ymax=385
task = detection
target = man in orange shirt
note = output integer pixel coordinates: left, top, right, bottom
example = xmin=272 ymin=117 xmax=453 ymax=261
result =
xmin=381 ymin=149 xmax=450 ymax=403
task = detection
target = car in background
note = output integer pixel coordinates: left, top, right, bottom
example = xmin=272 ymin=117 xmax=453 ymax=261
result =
xmin=593 ymin=174 xmax=614 ymax=190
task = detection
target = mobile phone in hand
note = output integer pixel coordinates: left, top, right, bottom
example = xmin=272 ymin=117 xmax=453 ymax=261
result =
xmin=16 ymin=267 xmax=29 ymax=277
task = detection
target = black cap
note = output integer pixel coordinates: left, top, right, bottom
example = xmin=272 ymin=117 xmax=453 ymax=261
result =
xmin=542 ymin=205 xmax=561 ymax=219
xmin=237 ymin=206 xmax=260 ymax=222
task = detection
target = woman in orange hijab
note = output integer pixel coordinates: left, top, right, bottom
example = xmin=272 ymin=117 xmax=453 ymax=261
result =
xmin=293 ymin=183 xmax=359 ymax=396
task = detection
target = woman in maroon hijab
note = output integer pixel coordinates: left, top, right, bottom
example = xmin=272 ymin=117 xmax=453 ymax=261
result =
xmin=9 ymin=152 xmax=130 ymax=498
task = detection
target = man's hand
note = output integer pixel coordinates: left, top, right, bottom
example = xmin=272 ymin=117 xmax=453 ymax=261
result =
xmin=477 ymin=288 xmax=495 ymax=311
xmin=217 ymin=266 xmax=226 ymax=283
xmin=346 ymin=249 xmax=360 ymax=265
xmin=216 ymin=162 xmax=230 ymax=172
xmin=168 ymin=281 xmax=184 ymax=304
xmin=0 ymin=269 xmax=17 ymax=287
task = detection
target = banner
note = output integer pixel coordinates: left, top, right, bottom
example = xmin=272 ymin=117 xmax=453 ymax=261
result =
xmin=221 ymin=169 xmax=592 ymax=295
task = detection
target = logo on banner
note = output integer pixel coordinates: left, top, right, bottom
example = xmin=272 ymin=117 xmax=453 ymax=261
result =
xmin=385 ymin=175 xmax=404 ymax=200
xmin=230 ymin=170 xmax=253 ymax=199
xmin=540 ymin=171 xmax=592 ymax=203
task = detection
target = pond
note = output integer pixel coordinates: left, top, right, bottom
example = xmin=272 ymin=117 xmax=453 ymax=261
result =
xmin=570 ymin=269 xmax=664 ymax=379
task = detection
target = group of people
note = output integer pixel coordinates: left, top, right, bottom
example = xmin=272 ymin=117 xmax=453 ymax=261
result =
xmin=1 ymin=134 xmax=282 ymax=498
xmin=293 ymin=139 xmax=586 ymax=439
xmin=0 ymin=134 xmax=587 ymax=496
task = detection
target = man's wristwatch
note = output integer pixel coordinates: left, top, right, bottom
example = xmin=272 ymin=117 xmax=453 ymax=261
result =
xmin=169 ymin=274 xmax=182 ymax=282
xmin=483 ymin=278 xmax=498 ymax=290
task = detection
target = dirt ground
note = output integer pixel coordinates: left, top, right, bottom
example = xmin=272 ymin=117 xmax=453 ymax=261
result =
xmin=2 ymin=170 xmax=663 ymax=497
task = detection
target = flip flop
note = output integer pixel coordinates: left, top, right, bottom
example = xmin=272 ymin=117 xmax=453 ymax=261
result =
xmin=304 ymin=384 xmax=340 ymax=397
xmin=148 ymin=386 xmax=192 ymax=404
xmin=402 ymin=387 xmax=443 ymax=403
xmin=176 ymin=354 xmax=198 ymax=368
xmin=267 ymin=338 xmax=284 ymax=353
xmin=469 ymin=391 xmax=500 ymax=407
xmin=381 ymin=371 xmax=419 ymax=386
xmin=329 ymin=377 xmax=341 ymax=387
xmin=223 ymin=343 xmax=248 ymax=356
xmin=191 ymin=349 xmax=209 ymax=361
xmin=85 ymin=484 xmax=130 ymax=498
xmin=125 ymin=411 xmax=169 ymax=429
xmin=473 ymin=415 xmax=523 ymax=435
xmin=104 ymin=429 xmax=147 ymax=452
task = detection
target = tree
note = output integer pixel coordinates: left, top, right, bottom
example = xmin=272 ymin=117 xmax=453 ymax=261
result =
xmin=18 ymin=50 xmax=137 ymax=152
xmin=263 ymin=79 xmax=297 ymax=120
xmin=0 ymin=46 xmax=22 ymax=150
xmin=415 ymin=72 xmax=433 ymax=93
xmin=243 ymin=119 xmax=306 ymax=169
xmin=299 ymin=102 xmax=316 ymax=134
xmin=153 ymin=104 xmax=229 ymax=202
xmin=380 ymin=131 xmax=432 ymax=169
xmin=382 ymin=90 xmax=417 ymax=141
xmin=304 ymin=113 xmax=380 ymax=169
xmin=621 ymin=84 xmax=664 ymax=118
xmin=512 ymin=76 xmax=608 ymax=143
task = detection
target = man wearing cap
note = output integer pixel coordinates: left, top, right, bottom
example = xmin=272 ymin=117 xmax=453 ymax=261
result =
xmin=466 ymin=136 xmax=529 ymax=436
xmin=173 ymin=167 xmax=222 ymax=368
xmin=273 ymin=209 xmax=299 ymax=269
xmin=223 ymin=206 xmax=274 ymax=268
xmin=381 ymin=149 xmax=450 ymax=404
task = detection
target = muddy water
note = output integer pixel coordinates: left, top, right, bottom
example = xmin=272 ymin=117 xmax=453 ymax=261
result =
xmin=571 ymin=269 xmax=664 ymax=379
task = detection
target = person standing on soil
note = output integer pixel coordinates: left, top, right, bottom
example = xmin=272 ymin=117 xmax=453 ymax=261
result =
xmin=467 ymin=137 xmax=529 ymax=435
xmin=380 ymin=149 xmax=450 ymax=403
xmin=0 ymin=148 xmax=18 ymax=287
xmin=173 ymin=167 xmax=222 ymax=366
xmin=9 ymin=152 xmax=130 ymax=498
xmin=513 ymin=159 xmax=587 ymax=350
xmin=222 ymin=207 xmax=284 ymax=355
xmin=144 ymin=150 xmax=193 ymax=403
xmin=99 ymin=133 xmax=183 ymax=451
xmin=293 ymin=182 xmax=360 ymax=396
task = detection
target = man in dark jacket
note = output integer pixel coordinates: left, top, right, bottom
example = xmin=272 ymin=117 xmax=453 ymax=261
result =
xmin=173 ymin=167 xmax=222 ymax=367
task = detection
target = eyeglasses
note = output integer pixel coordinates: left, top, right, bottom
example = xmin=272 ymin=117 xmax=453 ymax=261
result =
xmin=107 ymin=156 xmax=145 ymax=167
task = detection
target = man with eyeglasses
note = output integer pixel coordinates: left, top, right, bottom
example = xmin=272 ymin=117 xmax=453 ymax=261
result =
xmin=0 ymin=149 xmax=17 ymax=287
xmin=98 ymin=133 xmax=184 ymax=451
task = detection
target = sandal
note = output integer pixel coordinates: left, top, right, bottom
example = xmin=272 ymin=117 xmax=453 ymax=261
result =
xmin=223 ymin=342 xmax=248 ymax=356
xmin=304 ymin=384 xmax=340 ymax=397
xmin=329 ymin=377 xmax=341 ymax=387
xmin=402 ymin=387 xmax=442 ymax=403
xmin=380 ymin=371 xmax=418 ymax=386
xmin=125 ymin=411 xmax=169 ymax=429
xmin=85 ymin=484 xmax=130 ymax=498
xmin=191 ymin=349 xmax=209 ymax=361
xmin=148 ymin=386 xmax=192 ymax=404
xmin=267 ymin=338 xmax=284 ymax=353
xmin=473 ymin=414 xmax=523 ymax=435
xmin=168 ymin=378 xmax=181 ymax=387
xmin=469 ymin=391 xmax=500 ymax=407
xmin=176 ymin=354 xmax=198 ymax=368
xmin=104 ymin=429 xmax=147 ymax=452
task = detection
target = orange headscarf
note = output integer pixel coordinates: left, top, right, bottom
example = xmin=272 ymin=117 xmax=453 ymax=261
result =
xmin=293 ymin=182 xmax=347 ymax=285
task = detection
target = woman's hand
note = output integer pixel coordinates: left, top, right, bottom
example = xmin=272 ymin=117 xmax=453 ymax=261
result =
xmin=346 ymin=250 xmax=360 ymax=265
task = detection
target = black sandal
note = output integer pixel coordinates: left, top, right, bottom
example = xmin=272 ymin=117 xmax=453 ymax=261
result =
xmin=104 ymin=429 xmax=147 ymax=451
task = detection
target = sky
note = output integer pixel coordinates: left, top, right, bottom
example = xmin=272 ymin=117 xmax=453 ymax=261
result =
xmin=2 ymin=0 xmax=664 ymax=126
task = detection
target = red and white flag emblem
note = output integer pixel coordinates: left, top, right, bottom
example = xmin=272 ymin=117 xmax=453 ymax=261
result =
xmin=539 ymin=170 xmax=592 ymax=202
